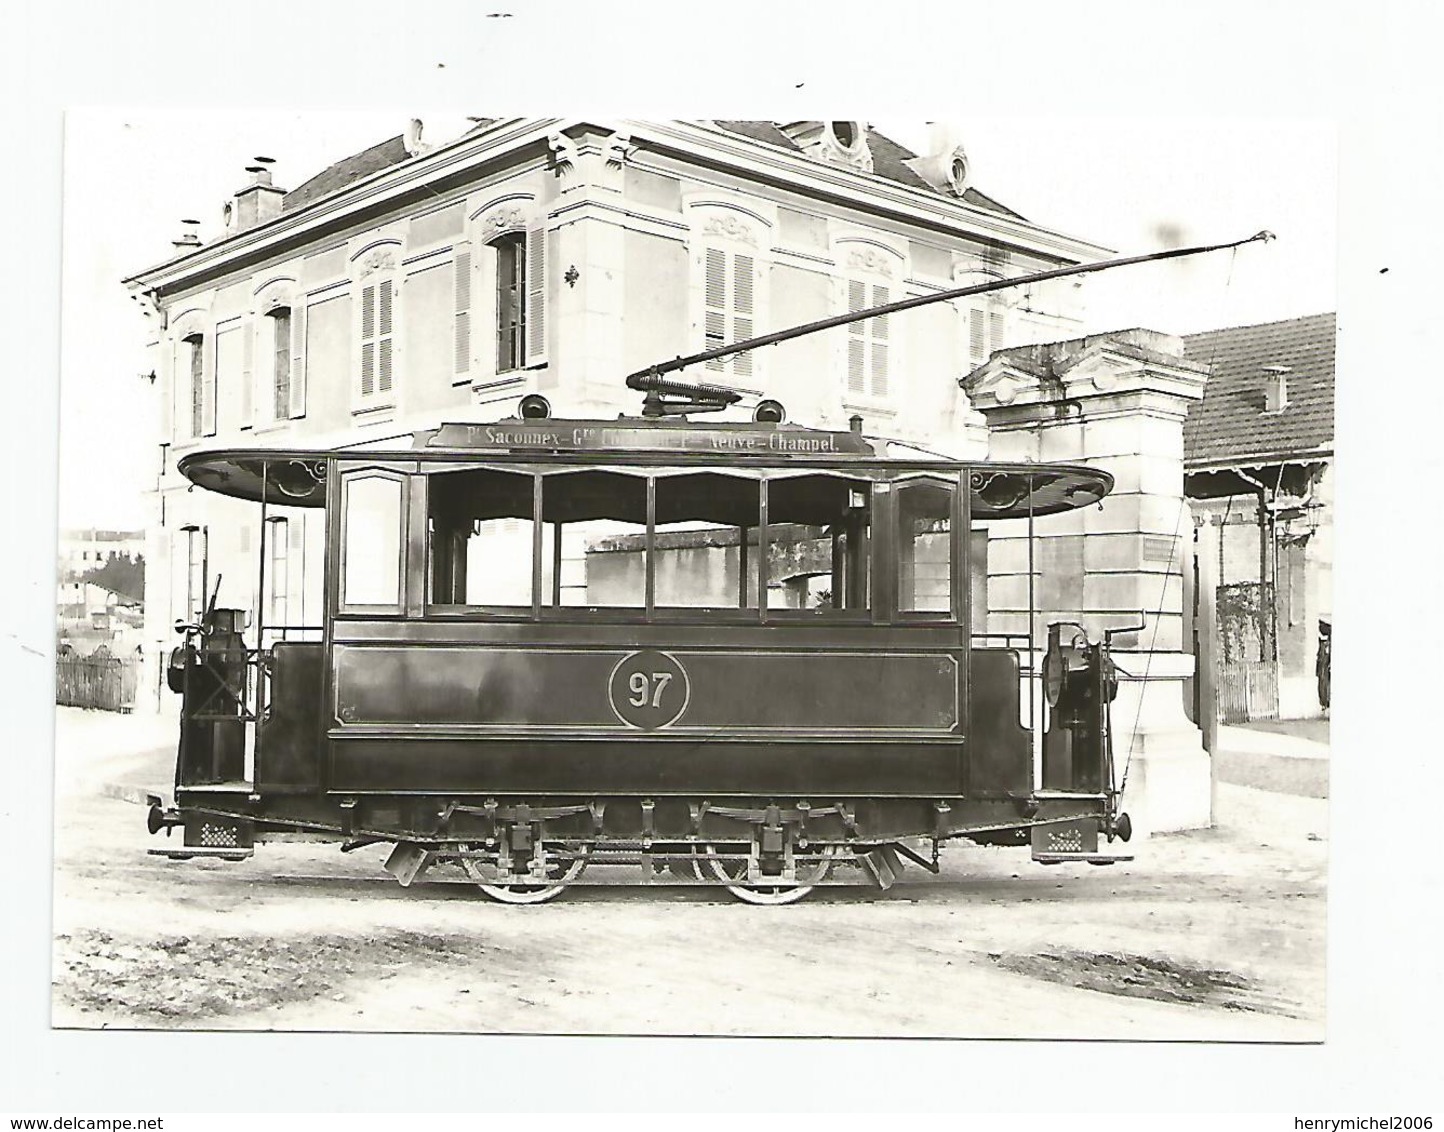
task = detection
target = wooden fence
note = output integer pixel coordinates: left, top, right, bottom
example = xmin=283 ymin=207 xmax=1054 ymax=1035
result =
xmin=55 ymin=651 xmax=141 ymax=712
xmin=1215 ymin=657 xmax=1279 ymax=724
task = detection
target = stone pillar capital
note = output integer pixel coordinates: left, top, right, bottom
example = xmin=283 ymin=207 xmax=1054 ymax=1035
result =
xmin=963 ymin=328 xmax=1210 ymax=424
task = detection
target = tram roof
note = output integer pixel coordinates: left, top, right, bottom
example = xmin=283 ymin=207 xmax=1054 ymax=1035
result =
xmin=176 ymin=420 xmax=1113 ymax=519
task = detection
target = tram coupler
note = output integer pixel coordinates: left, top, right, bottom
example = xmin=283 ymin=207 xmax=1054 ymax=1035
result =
xmin=146 ymin=794 xmax=181 ymax=836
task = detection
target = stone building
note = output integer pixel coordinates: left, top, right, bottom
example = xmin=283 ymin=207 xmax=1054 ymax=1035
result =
xmin=1182 ymin=312 xmax=1336 ymax=721
xmin=124 ymin=117 xmax=1213 ymax=829
xmin=57 ymin=527 xmax=144 ymax=583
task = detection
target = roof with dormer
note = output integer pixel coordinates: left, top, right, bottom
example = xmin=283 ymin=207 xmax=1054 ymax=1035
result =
xmin=711 ymin=121 xmax=1027 ymax=219
xmin=280 ymin=119 xmax=1027 ymax=221
xmin=1182 ymin=312 xmax=1336 ymax=470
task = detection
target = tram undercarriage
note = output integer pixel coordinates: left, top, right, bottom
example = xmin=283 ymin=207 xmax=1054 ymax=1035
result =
xmin=148 ymin=789 xmax=1131 ymax=904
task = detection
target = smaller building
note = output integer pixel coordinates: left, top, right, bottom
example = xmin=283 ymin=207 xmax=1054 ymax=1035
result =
xmin=1182 ymin=312 xmax=1335 ymax=721
xmin=57 ymin=527 xmax=145 ymax=583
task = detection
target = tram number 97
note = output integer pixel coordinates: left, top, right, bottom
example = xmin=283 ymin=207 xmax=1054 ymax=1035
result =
xmin=629 ymin=670 xmax=673 ymax=709
xmin=610 ymin=650 xmax=689 ymax=729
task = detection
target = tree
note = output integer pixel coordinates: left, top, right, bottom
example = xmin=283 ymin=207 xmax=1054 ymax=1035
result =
xmin=80 ymin=553 xmax=145 ymax=603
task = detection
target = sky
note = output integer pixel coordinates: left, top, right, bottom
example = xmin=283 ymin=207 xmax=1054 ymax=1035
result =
xmin=57 ymin=107 xmax=1336 ymax=531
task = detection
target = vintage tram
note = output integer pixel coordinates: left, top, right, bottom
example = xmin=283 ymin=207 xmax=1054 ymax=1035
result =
xmin=147 ymin=398 xmax=1134 ymax=903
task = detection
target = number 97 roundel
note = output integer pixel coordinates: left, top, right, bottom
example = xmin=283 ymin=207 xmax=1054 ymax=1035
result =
xmin=608 ymin=650 xmax=691 ymax=730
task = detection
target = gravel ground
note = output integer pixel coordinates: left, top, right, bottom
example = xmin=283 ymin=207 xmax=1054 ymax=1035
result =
xmin=49 ymin=708 xmax=1328 ymax=1039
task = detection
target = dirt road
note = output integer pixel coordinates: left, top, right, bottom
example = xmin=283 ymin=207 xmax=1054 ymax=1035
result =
xmin=50 ymin=710 xmax=1327 ymax=1039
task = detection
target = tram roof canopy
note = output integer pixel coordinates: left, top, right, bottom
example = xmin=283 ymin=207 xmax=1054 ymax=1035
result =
xmin=176 ymin=426 xmax=1113 ymax=520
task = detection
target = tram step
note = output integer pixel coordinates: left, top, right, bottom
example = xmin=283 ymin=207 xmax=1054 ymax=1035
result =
xmin=1031 ymin=852 xmax=1133 ymax=866
xmin=147 ymin=847 xmax=254 ymax=862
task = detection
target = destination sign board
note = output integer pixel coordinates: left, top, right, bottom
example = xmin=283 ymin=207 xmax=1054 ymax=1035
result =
xmin=427 ymin=420 xmax=877 ymax=456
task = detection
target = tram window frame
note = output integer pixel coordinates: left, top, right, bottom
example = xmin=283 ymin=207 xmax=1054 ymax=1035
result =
xmin=759 ymin=471 xmax=878 ymax=623
xmin=891 ymin=472 xmax=962 ymax=623
xmin=648 ymin=469 xmax=764 ymax=620
xmin=424 ymin=464 xmax=540 ymax=617
xmin=336 ymin=467 xmax=409 ymax=615
xmin=402 ymin=459 xmax=964 ymax=625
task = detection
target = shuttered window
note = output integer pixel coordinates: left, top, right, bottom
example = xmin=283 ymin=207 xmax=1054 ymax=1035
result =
xmin=702 ymin=247 xmax=756 ymax=377
xmin=267 ymin=518 xmax=289 ymax=627
xmin=846 ymin=280 xmax=889 ymax=398
xmin=967 ymin=299 xmax=1007 ymax=369
xmin=359 ymin=279 xmax=395 ymax=403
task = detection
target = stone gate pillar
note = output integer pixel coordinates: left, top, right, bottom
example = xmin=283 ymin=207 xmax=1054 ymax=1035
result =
xmin=964 ymin=329 xmax=1212 ymax=833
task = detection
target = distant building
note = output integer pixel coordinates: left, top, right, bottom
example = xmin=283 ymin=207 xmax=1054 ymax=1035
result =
xmin=57 ymin=527 xmax=145 ymax=583
xmin=1182 ymin=312 xmax=1335 ymax=720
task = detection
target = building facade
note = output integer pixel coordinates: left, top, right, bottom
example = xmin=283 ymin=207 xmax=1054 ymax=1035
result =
xmin=1182 ymin=312 xmax=1335 ymax=721
xmin=124 ymin=117 xmax=1214 ymax=829
xmin=57 ymin=527 xmax=145 ymax=583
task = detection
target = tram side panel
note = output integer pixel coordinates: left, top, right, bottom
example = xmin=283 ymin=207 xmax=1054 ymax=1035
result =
xmin=322 ymin=627 xmax=966 ymax=798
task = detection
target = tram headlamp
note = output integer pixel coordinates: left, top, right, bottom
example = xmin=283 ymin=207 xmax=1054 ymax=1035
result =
xmin=753 ymin=399 xmax=786 ymax=424
xmin=518 ymin=394 xmax=552 ymax=420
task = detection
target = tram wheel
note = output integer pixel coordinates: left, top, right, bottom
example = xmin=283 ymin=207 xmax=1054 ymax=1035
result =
xmin=695 ymin=844 xmax=836 ymax=905
xmin=458 ymin=845 xmax=589 ymax=905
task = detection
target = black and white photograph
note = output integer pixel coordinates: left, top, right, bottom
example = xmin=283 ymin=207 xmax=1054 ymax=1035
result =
xmin=4 ymin=0 xmax=1439 ymax=1117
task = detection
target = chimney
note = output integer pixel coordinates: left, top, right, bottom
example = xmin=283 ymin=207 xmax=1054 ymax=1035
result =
xmin=1263 ymin=365 xmax=1291 ymax=412
xmin=172 ymin=218 xmax=202 ymax=250
xmin=232 ymin=156 xmax=286 ymax=232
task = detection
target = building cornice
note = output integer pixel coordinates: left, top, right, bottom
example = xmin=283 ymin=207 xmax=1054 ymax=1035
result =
xmin=625 ymin=120 xmax=1114 ymax=265
xmin=125 ymin=117 xmax=1114 ymax=299
xmin=123 ymin=117 xmax=564 ymax=296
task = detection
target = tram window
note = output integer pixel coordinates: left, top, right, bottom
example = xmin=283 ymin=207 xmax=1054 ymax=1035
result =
xmin=652 ymin=473 xmax=762 ymax=610
xmin=542 ymin=471 xmax=648 ymax=609
xmin=765 ymin=474 xmax=872 ymax=613
xmin=340 ymin=473 xmax=404 ymax=608
xmin=895 ymin=478 xmax=955 ymax=616
xmin=427 ymin=468 xmax=535 ymax=609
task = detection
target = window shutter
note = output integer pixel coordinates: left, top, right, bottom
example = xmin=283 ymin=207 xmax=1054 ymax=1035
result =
xmin=203 ymin=335 xmax=218 ymax=437
xmin=847 ymin=280 xmax=866 ymax=395
xmin=360 ymin=283 xmax=376 ymax=398
xmin=524 ymin=224 xmax=548 ymax=367
xmin=454 ymin=246 xmax=472 ymax=378
xmin=158 ymin=340 xmax=173 ymax=442
xmin=988 ymin=308 xmax=1005 ymax=353
xmin=289 ymin=303 xmax=307 ymax=419
xmin=871 ymin=285 xmax=889 ymax=397
xmin=969 ymin=306 xmax=987 ymax=366
xmin=240 ymin=320 xmax=254 ymax=428
xmin=732 ymin=254 xmax=754 ymax=377
xmin=378 ymin=279 xmax=394 ymax=394
xmin=704 ymin=247 xmax=727 ymax=371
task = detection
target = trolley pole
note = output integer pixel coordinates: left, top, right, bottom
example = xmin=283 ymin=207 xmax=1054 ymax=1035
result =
xmin=1196 ymin=515 xmax=1221 ymax=824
